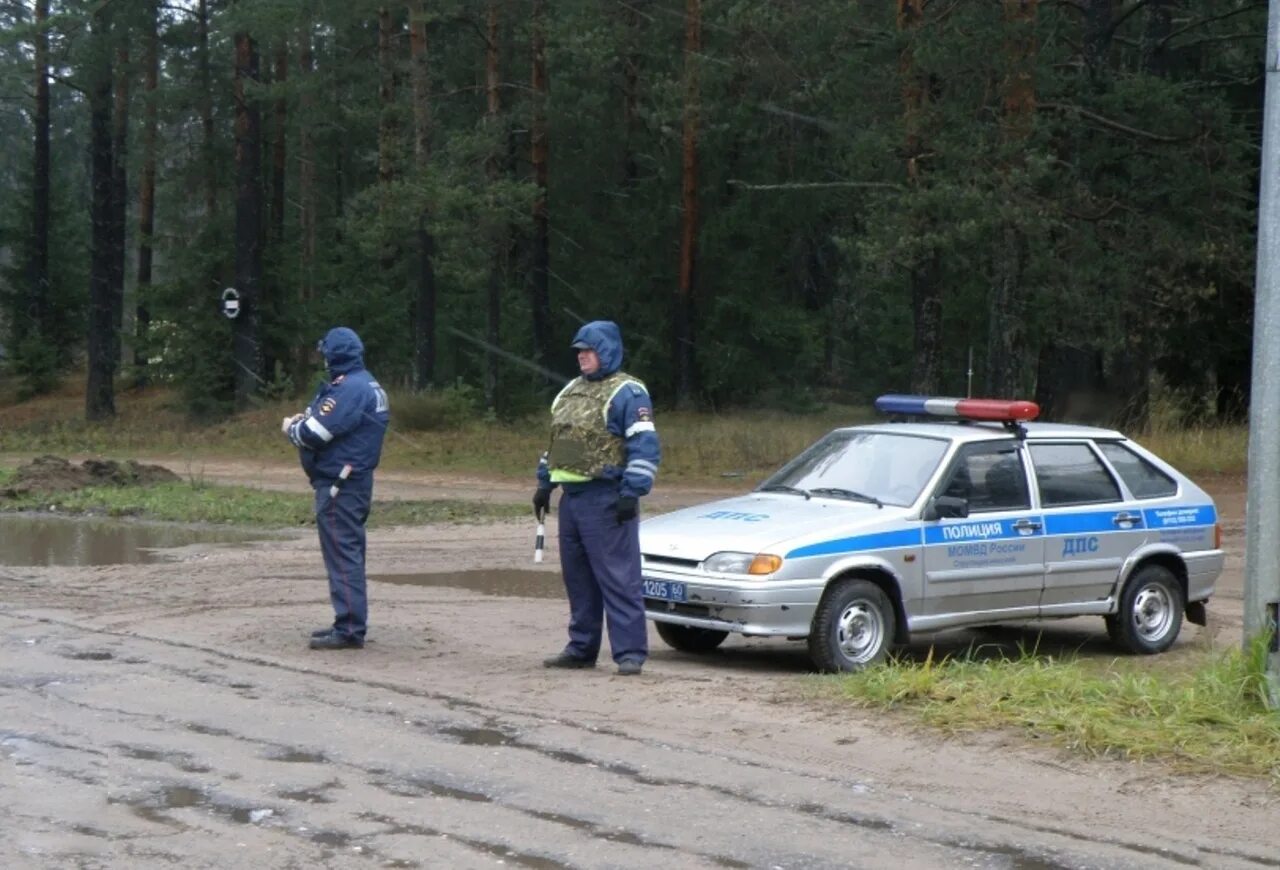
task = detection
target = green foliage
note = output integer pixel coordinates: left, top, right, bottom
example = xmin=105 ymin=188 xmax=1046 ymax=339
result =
xmin=0 ymin=0 xmax=1266 ymax=419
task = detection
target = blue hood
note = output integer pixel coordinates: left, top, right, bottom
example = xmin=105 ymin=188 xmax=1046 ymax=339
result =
xmin=571 ymin=320 xmax=623 ymax=379
xmin=320 ymin=327 xmax=365 ymax=376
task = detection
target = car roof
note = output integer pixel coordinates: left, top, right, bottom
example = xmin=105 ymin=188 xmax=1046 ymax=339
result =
xmin=846 ymin=420 xmax=1126 ymax=443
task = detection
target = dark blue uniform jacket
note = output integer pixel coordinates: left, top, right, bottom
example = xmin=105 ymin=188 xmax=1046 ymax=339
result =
xmin=288 ymin=327 xmax=390 ymax=485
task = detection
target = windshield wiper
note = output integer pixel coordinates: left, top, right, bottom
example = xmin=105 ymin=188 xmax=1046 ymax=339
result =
xmin=809 ymin=487 xmax=883 ymax=508
xmin=759 ymin=484 xmax=811 ymax=500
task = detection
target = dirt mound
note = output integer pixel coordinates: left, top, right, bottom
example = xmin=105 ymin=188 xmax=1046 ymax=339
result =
xmin=2 ymin=454 xmax=181 ymax=497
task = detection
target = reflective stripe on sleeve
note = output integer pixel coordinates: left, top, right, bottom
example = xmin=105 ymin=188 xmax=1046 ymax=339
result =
xmin=305 ymin=416 xmax=335 ymax=443
xmin=625 ymin=421 xmax=656 ymax=438
xmin=626 ymin=461 xmax=656 ymax=481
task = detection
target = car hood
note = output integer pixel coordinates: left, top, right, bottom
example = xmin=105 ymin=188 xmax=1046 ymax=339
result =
xmin=641 ymin=493 xmax=902 ymax=561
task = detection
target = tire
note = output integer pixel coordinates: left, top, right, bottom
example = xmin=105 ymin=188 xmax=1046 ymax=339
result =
xmin=1107 ymin=564 xmax=1183 ymax=655
xmin=655 ymin=621 xmax=729 ymax=654
xmin=807 ymin=579 xmax=895 ymax=673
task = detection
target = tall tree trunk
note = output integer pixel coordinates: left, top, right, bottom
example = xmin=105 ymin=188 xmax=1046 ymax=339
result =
xmin=987 ymin=0 xmax=1037 ymax=398
xmin=296 ymin=16 xmax=316 ymax=382
xmin=674 ymin=0 xmax=701 ymax=407
xmin=198 ymin=0 xmax=217 ymax=217
xmin=271 ymin=42 xmax=288 ymax=248
xmin=1082 ymin=0 xmax=1111 ymax=84
xmin=263 ymin=39 xmax=288 ymax=382
xmin=233 ymin=30 xmax=264 ymax=407
xmin=378 ymin=7 xmax=397 ymax=195
xmin=898 ymin=0 xmax=941 ymax=394
xmin=408 ymin=2 xmax=436 ymax=389
xmin=1141 ymin=0 xmax=1172 ymax=78
xmin=111 ymin=43 xmax=130 ymax=368
xmin=483 ymin=1 xmax=503 ymax=409
xmin=86 ymin=8 xmax=116 ymax=420
xmin=135 ymin=0 xmax=159 ymax=381
xmin=529 ymin=0 xmax=551 ymax=373
xmin=29 ymin=0 xmax=51 ymax=351
xmin=621 ymin=0 xmax=646 ymax=187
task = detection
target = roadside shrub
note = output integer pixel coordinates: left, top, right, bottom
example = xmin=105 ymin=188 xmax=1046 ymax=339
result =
xmin=392 ymin=382 xmax=484 ymax=431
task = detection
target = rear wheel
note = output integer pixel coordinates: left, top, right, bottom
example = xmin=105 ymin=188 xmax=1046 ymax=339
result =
xmin=808 ymin=579 xmax=895 ymax=673
xmin=655 ymin=621 xmax=729 ymax=654
xmin=1107 ymin=564 xmax=1183 ymax=654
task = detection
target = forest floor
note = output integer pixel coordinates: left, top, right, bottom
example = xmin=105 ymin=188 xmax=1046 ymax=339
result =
xmin=1 ymin=457 xmax=1272 ymax=869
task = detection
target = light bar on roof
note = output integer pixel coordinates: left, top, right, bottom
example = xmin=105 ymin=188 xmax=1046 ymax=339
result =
xmin=874 ymin=394 xmax=1040 ymax=422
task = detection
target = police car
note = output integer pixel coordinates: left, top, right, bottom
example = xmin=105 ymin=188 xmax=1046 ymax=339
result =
xmin=640 ymin=395 xmax=1223 ymax=672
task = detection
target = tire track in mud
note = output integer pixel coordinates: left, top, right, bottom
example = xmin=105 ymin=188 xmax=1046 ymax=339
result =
xmin=4 ymin=610 xmax=1272 ymax=870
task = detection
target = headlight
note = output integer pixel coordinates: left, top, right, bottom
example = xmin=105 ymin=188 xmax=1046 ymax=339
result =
xmin=704 ymin=552 xmax=783 ymax=575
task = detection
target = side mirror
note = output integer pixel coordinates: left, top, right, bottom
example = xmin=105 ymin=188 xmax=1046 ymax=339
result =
xmin=925 ymin=494 xmax=969 ymax=521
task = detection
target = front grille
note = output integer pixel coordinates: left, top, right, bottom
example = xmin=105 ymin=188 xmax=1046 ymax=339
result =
xmin=642 ymin=554 xmax=700 ymax=569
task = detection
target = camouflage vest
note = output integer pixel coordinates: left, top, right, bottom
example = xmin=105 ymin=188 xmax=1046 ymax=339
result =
xmin=547 ymin=371 xmax=644 ymax=482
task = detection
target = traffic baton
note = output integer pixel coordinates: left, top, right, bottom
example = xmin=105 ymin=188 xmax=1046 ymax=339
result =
xmin=329 ymin=464 xmax=353 ymax=498
xmin=534 ymin=521 xmax=545 ymax=563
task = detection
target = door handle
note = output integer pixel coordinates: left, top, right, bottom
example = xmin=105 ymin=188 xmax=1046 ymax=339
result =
xmin=1013 ymin=519 xmax=1042 ymax=532
xmin=1112 ymin=512 xmax=1142 ymax=526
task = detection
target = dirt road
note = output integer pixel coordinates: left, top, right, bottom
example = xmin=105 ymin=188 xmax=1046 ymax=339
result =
xmin=1 ymin=461 xmax=1273 ymax=869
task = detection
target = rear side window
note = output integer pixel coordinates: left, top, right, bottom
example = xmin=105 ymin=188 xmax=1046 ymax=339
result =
xmin=1097 ymin=442 xmax=1177 ymax=499
xmin=1029 ymin=443 xmax=1121 ymax=507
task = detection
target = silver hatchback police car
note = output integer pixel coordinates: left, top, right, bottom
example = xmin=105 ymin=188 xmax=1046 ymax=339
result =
xmin=640 ymin=395 xmax=1224 ymax=672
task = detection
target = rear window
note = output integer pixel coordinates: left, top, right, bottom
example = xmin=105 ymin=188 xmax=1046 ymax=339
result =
xmin=1097 ymin=442 xmax=1178 ymax=499
xmin=1029 ymin=443 xmax=1121 ymax=507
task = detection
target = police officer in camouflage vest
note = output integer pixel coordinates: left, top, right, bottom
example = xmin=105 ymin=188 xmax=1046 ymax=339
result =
xmin=533 ymin=320 xmax=661 ymax=676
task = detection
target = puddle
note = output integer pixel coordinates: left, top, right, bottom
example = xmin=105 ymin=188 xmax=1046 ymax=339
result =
xmin=371 ymin=569 xmax=562 ymax=598
xmin=112 ymin=784 xmax=280 ymax=828
xmin=263 ymin=747 xmax=328 ymax=764
xmin=0 ymin=514 xmax=267 ymax=566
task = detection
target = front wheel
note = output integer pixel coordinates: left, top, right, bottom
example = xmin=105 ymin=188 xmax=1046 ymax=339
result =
xmin=808 ymin=579 xmax=895 ymax=673
xmin=1107 ymin=564 xmax=1183 ymax=654
xmin=655 ymin=621 xmax=729 ymax=654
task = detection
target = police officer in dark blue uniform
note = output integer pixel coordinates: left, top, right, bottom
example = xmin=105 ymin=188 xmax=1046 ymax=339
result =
xmin=534 ymin=321 xmax=661 ymax=676
xmin=284 ymin=327 xmax=390 ymax=650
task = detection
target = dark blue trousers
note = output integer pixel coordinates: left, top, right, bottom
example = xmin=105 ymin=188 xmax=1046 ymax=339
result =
xmin=557 ymin=485 xmax=647 ymax=664
xmin=315 ymin=474 xmax=373 ymax=640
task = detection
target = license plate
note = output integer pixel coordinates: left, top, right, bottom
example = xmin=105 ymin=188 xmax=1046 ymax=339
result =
xmin=643 ymin=579 xmax=686 ymax=602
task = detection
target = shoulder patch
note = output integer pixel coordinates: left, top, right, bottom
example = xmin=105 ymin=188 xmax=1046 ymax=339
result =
xmin=320 ymin=397 xmax=338 ymax=415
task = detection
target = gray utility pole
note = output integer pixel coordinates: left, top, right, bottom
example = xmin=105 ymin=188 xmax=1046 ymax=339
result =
xmin=1244 ymin=0 xmax=1280 ymax=707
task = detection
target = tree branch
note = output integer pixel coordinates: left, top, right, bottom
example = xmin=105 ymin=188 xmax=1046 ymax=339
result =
xmin=1159 ymin=3 xmax=1266 ymax=51
xmin=727 ymin=179 xmax=903 ymax=191
xmin=1038 ymin=102 xmax=1181 ymax=143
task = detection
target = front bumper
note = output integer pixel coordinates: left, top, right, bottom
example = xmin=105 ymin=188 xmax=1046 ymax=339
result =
xmin=641 ymin=567 xmax=824 ymax=637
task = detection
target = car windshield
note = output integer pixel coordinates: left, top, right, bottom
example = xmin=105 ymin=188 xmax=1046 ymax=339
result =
xmin=758 ymin=430 xmax=949 ymax=507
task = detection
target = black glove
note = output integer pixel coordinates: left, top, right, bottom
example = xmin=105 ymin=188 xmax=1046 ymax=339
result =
xmin=532 ymin=487 xmax=551 ymax=521
xmin=614 ymin=494 xmax=638 ymax=524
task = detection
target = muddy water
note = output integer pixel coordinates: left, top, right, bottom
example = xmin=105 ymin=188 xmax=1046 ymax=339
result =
xmin=371 ymin=569 xmax=563 ymax=599
xmin=0 ymin=514 xmax=266 ymax=567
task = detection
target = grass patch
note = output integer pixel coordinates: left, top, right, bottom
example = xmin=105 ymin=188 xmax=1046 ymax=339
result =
xmin=1137 ymin=424 xmax=1249 ymax=478
xmin=820 ymin=641 xmax=1280 ymax=780
xmin=0 ymin=479 xmax=526 ymax=528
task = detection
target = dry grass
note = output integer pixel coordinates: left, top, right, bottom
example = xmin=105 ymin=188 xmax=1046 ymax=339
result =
xmin=0 ymin=374 xmax=1248 ymax=482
